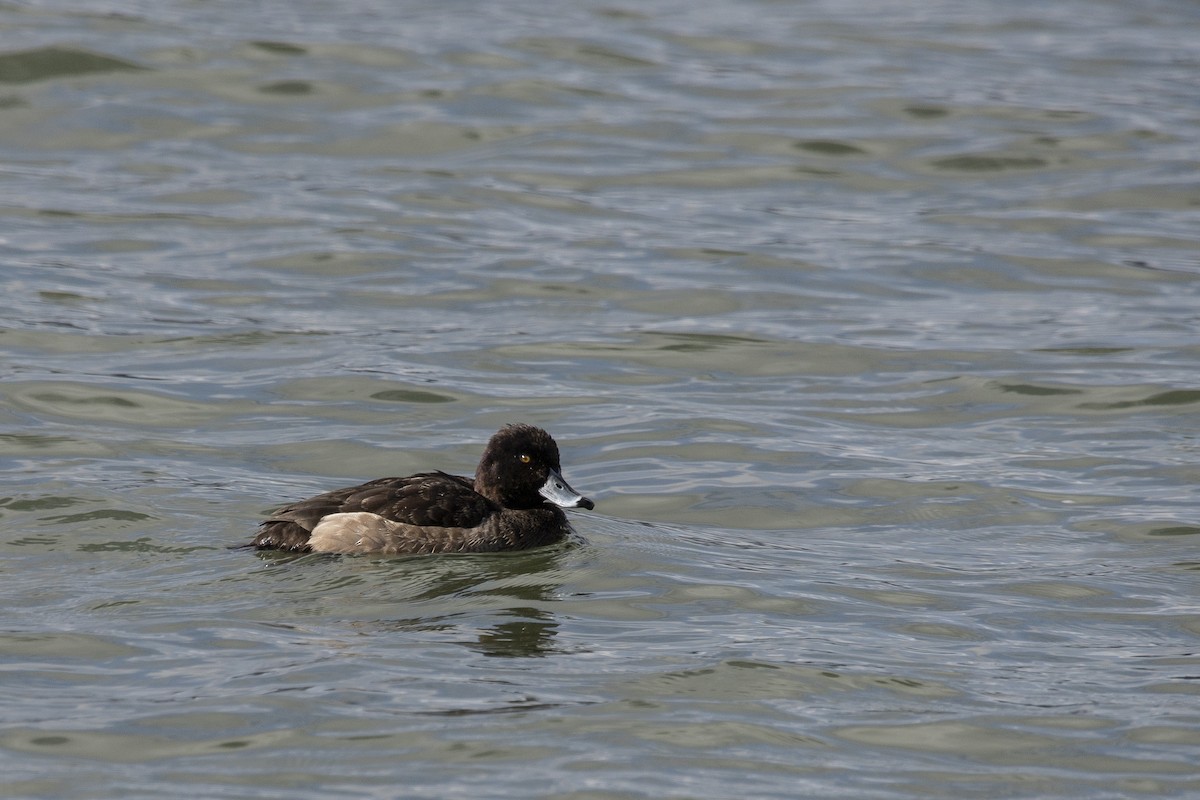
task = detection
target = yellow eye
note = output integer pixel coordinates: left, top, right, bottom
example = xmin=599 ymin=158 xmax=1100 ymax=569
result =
xmin=518 ymin=454 xmax=531 ymax=464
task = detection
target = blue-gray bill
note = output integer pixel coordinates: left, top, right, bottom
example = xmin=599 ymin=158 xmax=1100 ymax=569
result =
xmin=539 ymin=469 xmax=594 ymax=510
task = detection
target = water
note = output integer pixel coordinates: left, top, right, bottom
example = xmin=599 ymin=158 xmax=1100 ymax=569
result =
xmin=2 ymin=0 xmax=1199 ymax=797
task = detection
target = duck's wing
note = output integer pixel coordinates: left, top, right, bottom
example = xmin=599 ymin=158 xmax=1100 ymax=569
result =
xmin=332 ymin=472 xmax=493 ymax=527
xmin=253 ymin=472 xmax=491 ymax=551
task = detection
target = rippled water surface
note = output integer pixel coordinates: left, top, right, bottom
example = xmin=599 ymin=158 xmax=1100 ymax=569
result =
xmin=3 ymin=1 xmax=1200 ymax=797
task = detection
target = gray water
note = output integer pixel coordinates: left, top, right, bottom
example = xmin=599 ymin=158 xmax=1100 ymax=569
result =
xmin=2 ymin=0 xmax=1199 ymax=797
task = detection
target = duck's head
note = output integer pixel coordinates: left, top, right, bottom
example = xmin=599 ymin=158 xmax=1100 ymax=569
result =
xmin=475 ymin=423 xmax=594 ymax=511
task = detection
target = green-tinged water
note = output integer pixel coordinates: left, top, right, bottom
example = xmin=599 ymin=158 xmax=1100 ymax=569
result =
xmin=2 ymin=1 xmax=1199 ymax=797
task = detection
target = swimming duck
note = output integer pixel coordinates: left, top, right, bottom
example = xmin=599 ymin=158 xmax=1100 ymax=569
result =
xmin=251 ymin=424 xmax=594 ymax=555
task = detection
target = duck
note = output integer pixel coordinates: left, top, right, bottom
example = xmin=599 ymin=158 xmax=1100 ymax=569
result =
xmin=251 ymin=423 xmax=594 ymax=555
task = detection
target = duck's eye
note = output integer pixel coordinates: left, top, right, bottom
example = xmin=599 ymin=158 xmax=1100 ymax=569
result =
xmin=518 ymin=454 xmax=532 ymax=464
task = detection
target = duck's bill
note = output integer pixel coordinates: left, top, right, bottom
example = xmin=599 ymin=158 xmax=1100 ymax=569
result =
xmin=539 ymin=469 xmax=595 ymax=510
